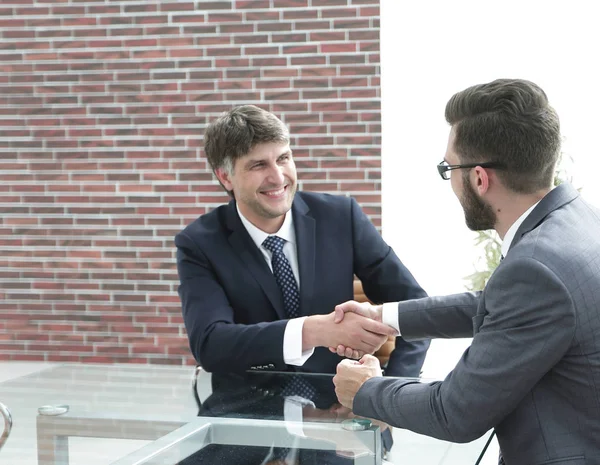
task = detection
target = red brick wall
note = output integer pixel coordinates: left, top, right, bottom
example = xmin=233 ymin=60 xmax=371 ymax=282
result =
xmin=0 ymin=0 xmax=382 ymax=365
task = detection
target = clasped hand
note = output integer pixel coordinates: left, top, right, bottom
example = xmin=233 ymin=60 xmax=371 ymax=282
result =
xmin=326 ymin=301 xmax=391 ymax=410
xmin=327 ymin=300 xmax=394 ymax=359
xmin=313 ymin=301 xmax=395 ymax=359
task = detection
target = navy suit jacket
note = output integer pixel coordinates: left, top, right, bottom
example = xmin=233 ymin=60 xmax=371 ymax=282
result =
xmin=175 ymin=191 xmax=429 ymax=376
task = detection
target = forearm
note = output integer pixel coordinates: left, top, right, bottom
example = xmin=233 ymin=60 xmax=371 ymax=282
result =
xmin=353 ymin=377 xmax=486 ymax=443
xmin=396 ymin=292 xmax=480 ymax=340
xmin=191 ymin=319 xmax=288 ymax=373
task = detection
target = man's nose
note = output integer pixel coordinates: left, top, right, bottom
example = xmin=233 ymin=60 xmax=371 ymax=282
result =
xmin=266 ymin=163 xmax=285 ymax=184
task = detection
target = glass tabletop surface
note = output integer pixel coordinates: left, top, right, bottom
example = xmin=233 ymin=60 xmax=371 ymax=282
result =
xmin=0 ymin=364 xmax=491 ymax=465
xmin=0 ymin=365 xmax=389 ymax=465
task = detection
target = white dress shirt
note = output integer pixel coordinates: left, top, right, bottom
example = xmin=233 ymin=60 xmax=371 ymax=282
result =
xmin=382 ymin=199 xmax=543 ymax=334
xmin=237 ymin=205 xmax=314 ymax=365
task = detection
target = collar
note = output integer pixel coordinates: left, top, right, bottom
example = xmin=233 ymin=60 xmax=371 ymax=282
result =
xmin=236 ymin=203 xmax=296 ymax=249
xmin=501 ymin=201 xmax=541 ymax=258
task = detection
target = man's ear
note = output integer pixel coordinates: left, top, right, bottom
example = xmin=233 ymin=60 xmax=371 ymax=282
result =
xmin=215 ymin=167 xmax=233 ymax=192
xmin=472 ymin=166 xmax=490 ymax=196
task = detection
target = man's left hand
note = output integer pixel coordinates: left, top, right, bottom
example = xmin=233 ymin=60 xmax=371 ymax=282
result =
xmin=333 ymin=354 xmax=383 ymax=409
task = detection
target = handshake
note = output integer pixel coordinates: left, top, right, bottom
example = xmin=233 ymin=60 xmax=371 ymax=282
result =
xmin=302 ymin=301 xmax=396 ymax=359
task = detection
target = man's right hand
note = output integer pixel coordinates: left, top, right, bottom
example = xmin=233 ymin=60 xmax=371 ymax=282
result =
xmin=328 ymin=301 xmax=393 ymax=358
xmin=302 ymin=309 xmax=396 ymax=357
xmin=333 ymin=300 xmax=384 ymax=323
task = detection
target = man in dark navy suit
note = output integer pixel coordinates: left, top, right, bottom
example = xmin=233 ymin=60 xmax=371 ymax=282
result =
xmin=175 ymin=105 xmax=429 ymax=377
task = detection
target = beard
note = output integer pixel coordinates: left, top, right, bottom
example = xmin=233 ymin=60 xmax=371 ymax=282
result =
xmin=460 ymin=175 xmax=497 ymax=231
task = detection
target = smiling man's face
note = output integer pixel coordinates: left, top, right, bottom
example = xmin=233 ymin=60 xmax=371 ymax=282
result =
xmin=216 ymin=141 xmax=297 ymax=233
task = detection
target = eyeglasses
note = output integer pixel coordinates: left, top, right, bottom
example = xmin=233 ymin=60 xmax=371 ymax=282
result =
xmin=437 ymin=160 xmax=504 ymax=180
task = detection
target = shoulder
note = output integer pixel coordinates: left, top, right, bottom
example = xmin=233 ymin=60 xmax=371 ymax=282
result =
xmin=175 ymin=203 xmax=230 ymax=248
xmin=295 ymin=191 xmax=355 ymax=218
xmin=512 ymin=202 xmax=598 ymax=283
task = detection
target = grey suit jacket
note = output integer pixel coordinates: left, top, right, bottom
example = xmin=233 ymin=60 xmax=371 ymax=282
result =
xmin=354 ymin=184 xmax=600 ymax=465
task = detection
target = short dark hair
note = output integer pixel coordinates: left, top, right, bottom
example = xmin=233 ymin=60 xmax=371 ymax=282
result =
xmin=204 ymin=105 xmax=289 ymax=174
xmin=445 ymin=79 xmax=561 ymax=193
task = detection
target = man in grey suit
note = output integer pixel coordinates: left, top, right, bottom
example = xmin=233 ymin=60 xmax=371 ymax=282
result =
xmin=332 ymin=79 xmax=600 ymax=464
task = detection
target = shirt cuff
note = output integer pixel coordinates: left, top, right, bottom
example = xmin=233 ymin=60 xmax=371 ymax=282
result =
xmin=283 ymin=317 xmax=315 ymax=365
xmin=382 ymin=302 xmax=401 ymax=335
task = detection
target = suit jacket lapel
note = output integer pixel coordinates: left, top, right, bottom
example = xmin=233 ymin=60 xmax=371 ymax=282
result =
xmin=292 ymin=195 xmax=316 ymax=317
xmin=509 ymin=183 xmax=579 ymax=252
xmin=225 ymin=200 xmax=286 ymax=319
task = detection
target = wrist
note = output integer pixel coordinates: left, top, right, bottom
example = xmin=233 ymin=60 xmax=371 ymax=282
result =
xmin=375 ymin=305 xmax=384 ymax=322
xmin=302 ymin=315 xmax=325 ymax=350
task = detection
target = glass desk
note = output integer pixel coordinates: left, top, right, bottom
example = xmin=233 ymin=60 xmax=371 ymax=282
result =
xmin=0 ymin=364 xmax=491 ymax=464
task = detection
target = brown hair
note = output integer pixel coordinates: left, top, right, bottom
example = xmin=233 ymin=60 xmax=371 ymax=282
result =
xmin=204 ymin=105 xmax=289 ymax=174
xmin=445 ymin=79 xmax=561 ymax=193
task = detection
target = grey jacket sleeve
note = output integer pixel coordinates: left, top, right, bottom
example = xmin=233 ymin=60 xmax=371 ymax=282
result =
xmin=354 ymin=257 xmax=575 ymax=442
xmin=397 ymin=291 xmax=480 ymax=340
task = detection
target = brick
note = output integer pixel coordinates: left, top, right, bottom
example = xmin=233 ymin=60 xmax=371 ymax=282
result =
xmin=298 ymin=68 xmax=334 ymax=78
xmin=262 ymin=68 xmax=298 ymax=78
xmin=3 ymin=30 xmax=35 ymax=39
xmin=220 ymin=23 xmax=254 ymax=33
xmin=270 ymin=33 xmax=307 ymax=44
xmin=123 ymin=4 xmax=158 ymax=13
xmin=293 ymin=20 xmax=331 ymax=31
xmin=293 ymin=78 xmax=329 ymax=88
xmin=215 ymin=58 xmax=251 ymax=67
xmin=360 ymin=40 xmax=379 ymax=52
xmin=134 ymin=15 xmax=169 ymax=25
xmin=197 ymin=1 xmax=234 ymax=9
xmin=251 ymin=57 xmax=288 ymax=67
xmin=245 ymin=11 xmax=280 ymax=21
xmin=322 ymin=43 xmax=357 ymax=53
xmin=369 ymin=53 xmax=380 ymax=63
xmin=160 ymin=2 xmax=196 ymax=12
xmin=236 ymin=0 xmax=271 ymax=8
xmin=273 ymin=0 xmax=308 ymax=6
xmin=330 ymin=54 xmax=366 ymax=65
xmin=172 ymin=14 xmax=207 ymax=23
xmin=352 ymin=148 xmax=380 ymax=157
xmin=264 ymin=90 xmax=300 ymax=101
xmin=282 ymin=9 xmax=318 ymax=20
xmin=302 ymin=89 xmax=339 ymax=99
xmin=340 ymin=88 xmax=377 ymax=99
xmin=222 ymin=68 xmax=258 ymax=80
xmin=322 ymin=7 xmax=358 ymax=18
xmin=313 ymin=0 xmax=348 ymax=4
xmin=290 ymin=56 xmax=326 ymax=65
xmin=233 ymin=34 xmax=270 ymax=44
xmin=282 ymin=44 xmax=318 ymax=54
xmin=255 ymin=79 xmax=292 ymax=89
xmin=88 ymin=5 xmax=122 ymax=15
xmin=208 ymin=13 xmax=244 ymax=22
xmin=244 ymin=45 xmax=280 ymax=55
xmin=333 ymin=18 xmax=370 ymax=29
xmin=322 ymin=112 xmax=359 ymax=123
xmin=360 ymin=6 xmax=379 ymax=16
xmin=257 ymin=21 xmax=292 ymax=32
xmin=340 ymin=64 xmax=377 ymax=76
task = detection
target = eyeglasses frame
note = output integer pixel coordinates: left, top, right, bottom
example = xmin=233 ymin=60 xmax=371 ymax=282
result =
xmin=437 ymin=160 xmax=505 ymax=180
